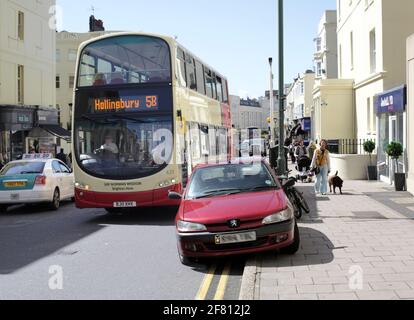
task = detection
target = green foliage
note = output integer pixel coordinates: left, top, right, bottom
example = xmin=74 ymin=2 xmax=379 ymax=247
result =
xmin=386 ymin=142 xmax=404 ymax=160
xmin=363 ymin=140 xmax=376 ymax=154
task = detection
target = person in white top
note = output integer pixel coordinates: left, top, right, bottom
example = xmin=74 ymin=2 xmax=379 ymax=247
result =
xmin=101 ymin=136 xmax=119 ymax=155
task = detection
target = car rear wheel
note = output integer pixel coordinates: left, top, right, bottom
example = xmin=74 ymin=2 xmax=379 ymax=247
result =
xmin=50 ymin=189 xmax=60 ymax=211
xmin=0 ymin=205 xmax=8 ymax=213
xmin=281 ymin=222 xmax=300 ymax=255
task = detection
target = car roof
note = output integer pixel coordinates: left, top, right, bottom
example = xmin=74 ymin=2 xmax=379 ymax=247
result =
xmin=6 ymin=158 xmax=60 ymax=164
xmin=194 ymin=157 xmax=266 ymax=170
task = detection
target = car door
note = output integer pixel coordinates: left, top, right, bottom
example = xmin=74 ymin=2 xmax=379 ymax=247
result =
xmin=51 ymin=160 xmax=64 ymax=197
xmin=58 ymin=162 xmax=74 ymax=199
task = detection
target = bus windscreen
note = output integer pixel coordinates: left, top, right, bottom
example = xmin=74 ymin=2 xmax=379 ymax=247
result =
xmin=78 ymin=35 xmax=171 ymax=87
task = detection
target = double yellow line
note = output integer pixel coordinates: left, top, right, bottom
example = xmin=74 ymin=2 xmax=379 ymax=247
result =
xmin=195 ymin=262 xmax=232 ymax=300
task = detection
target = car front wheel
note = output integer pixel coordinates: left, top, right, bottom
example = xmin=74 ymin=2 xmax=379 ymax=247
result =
xmin=0 ymin=205 xmax=8 ymax=214
xmin=178 ymin=252 xmax=199 ymax=267
xmin=50 ymin=188 xmax=60 ymax=211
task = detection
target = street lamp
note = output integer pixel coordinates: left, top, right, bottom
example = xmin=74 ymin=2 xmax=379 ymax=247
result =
xmin=268 ymin=57 xmax=275 ymax=147
xmin=277 ymin=0 xmax=286 ymax=175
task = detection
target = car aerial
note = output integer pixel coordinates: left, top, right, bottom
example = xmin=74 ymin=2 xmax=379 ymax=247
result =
xmin=169 ymin=158 xmax=300 ymax=266
xmin=0 ymin=154 xmax=75 ymax=213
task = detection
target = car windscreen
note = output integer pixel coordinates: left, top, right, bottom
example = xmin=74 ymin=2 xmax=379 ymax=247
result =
xmin=186 ymin=163 xmax=279 ymax=199
xmin=0 ymin=162 xmax=45 ymax=176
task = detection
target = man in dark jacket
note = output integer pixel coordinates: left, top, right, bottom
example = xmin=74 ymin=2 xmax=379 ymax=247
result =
xmin=56 ymin=149 xmax=69 ymax=166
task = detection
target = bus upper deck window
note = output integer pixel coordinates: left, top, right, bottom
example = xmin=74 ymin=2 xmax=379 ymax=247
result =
xmin=93 ymin=73 xmax=107 ymax=86
xmin=110 ymin=72 xmax=125 ymax=85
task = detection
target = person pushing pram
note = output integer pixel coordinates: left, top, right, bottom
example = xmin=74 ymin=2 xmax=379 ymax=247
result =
xmin=295 ymin=141 xmax=313 ymax=182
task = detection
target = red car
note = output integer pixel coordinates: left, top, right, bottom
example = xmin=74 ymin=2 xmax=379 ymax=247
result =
xmin=169 ymin=159 xmax=300 ymax=266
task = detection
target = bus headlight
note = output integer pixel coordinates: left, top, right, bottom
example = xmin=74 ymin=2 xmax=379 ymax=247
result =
xmin=75 ymin=182 xmax=90 ymax=191
xmin=177 ymin=220 xmax=207 ymax=233
xmin=159 ymin=179 xmax=177 ymax=187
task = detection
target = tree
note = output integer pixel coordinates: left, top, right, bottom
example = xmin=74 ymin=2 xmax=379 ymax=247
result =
xmin=386 ymin=142 xmax=404 ymax=173
xmin=363 ymin=140 xmax=376 ymax=166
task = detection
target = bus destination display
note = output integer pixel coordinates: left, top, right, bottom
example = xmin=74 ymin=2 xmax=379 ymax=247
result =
xmin=93 ymin=95 xmax=159 ymax=112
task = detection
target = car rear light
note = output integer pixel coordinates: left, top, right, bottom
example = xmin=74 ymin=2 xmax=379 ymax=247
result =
xmin=35 ymin=175 xmax=46 ymax=185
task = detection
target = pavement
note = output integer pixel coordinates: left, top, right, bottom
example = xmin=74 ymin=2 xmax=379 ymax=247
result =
xmin=239 ymin=178 xmax=414 ymax=300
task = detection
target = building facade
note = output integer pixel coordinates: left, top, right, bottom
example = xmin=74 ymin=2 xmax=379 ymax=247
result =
xmin=337 ymin=0 xmax=414 ymax=183
xmin=56 ymin=30 xmax=110 ymax=151
xmin=312 ymin=10 xmax=355 ymax=144
xmin=286 ymin=71 xmax=315 ymax=142
xmin=314 ymin=10 xmax=338 ymax=80
xmin=0 ymin=0 xmax=63 ymax=163
xmin=407 ymin=34 xmax=414 ymax=194
xmin=230 ymin=95 xmax=267 ymax=130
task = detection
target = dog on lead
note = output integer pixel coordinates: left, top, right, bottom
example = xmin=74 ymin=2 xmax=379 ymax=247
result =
xmin=329 ymin=171 xmax=344 ymax=195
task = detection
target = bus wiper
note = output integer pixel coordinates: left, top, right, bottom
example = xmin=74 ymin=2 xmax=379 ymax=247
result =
xmin=112 ymin=114 xmax=145 ymax=123
xmin=194 ymin=188 xmax=244 ymax=199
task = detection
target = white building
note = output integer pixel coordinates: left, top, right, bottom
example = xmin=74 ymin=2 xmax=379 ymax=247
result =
xmin=312 ymin=9 xmax=355 ymax=143
xmin=0 ymin=0 xmax=61 ymax=162
xmin=314 ymin=10 xmax=338 ymax=80
xmin=56 ymin=30 xmax=111 ymax=151
xmin=407 ymin=34 xmax=414 ymax=194
xmin=286 ymin=71 xmax=315 ymax=142
xmin=337 ymin=0 xmax=414 ymax=184
xmin=230 ymin=95 xmax=266 ymax=130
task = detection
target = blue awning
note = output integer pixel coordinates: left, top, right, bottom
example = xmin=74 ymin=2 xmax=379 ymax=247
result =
xmin=375 ymin=85 xmax=406 ymax=114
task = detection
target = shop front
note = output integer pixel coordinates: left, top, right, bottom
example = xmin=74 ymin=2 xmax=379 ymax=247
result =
xmin=0 ymin=105 xmax=71 ymax=165
xmin=375 ymin=85 xmax=407 ymax=184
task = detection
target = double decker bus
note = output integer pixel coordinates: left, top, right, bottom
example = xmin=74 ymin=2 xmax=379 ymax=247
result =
xmin=72 ymin=32 xmax=231 ymax=210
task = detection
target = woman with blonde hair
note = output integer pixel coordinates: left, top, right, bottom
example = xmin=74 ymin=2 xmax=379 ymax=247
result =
xmin=311 ymin=139 xmax=331 ymax=195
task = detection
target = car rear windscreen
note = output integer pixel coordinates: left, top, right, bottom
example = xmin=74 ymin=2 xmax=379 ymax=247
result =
xmin=1 ymin=162 xmax=46 ymax=176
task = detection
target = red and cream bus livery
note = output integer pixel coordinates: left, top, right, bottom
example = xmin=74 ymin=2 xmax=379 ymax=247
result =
xmin=72 ymin=33 xmax=231 ymax=210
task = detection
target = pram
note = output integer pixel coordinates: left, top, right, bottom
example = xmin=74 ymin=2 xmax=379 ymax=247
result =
xmin=296 ymin=156 xmax=313 ymax=183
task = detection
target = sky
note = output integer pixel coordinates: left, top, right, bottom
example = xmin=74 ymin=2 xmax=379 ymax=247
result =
xmin=56 ymin=0 xmax=336 ymax=98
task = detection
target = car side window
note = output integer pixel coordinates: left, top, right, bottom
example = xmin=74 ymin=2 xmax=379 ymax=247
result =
xmin=52 ymin=161 xmax=62 ymax=173
xmin=59 ymin=163 xmax=70 ymax=173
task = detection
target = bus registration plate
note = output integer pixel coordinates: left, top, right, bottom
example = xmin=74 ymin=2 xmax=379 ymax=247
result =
xmin=113 ymin=201 xmax=137 ymax=208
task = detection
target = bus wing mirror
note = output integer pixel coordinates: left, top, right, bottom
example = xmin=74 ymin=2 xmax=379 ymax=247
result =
xmin=168 ymin=191 xmax=182 ymax=200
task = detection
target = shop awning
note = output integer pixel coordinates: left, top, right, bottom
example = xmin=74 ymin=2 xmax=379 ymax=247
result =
xmin=40 ymin=125 xmax=71 ymax=141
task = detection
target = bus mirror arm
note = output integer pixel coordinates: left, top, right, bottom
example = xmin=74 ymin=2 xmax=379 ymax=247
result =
xmin=168 ymin=191 xmax=182 ymax=200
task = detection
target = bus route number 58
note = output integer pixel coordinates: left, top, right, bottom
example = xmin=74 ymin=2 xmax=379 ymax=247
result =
xmin=146 ymin=96 xmax=158 ymax=108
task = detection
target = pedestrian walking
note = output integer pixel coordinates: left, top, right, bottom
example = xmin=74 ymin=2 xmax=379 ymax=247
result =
xmin=311 ymin=139 xmax=331 ymax=195
xmin=56 ymin=148 xmax=69 ymax=166
xmin=307 ymin=141 xmax=317 ymax=160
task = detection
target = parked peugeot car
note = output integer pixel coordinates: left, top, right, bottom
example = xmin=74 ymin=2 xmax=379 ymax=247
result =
xmin=0 ymin=155 xmax=75 ymax=213
xmin=169 ymin=158 xmax=300 ymax=266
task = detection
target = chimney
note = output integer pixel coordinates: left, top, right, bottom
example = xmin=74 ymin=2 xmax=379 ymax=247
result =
xmin=89 ymin=15 xmax=105 ymax=32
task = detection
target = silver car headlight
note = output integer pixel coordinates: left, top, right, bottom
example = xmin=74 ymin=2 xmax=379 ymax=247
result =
xmin=177 ymin=220 xmax=207 ymax=233
xmin=262 ymin=205 xmax=294 ymax=225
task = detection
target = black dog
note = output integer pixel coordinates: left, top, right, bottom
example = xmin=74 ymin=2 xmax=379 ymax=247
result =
xmin=329 ymin=171 xmax=344 ymax=194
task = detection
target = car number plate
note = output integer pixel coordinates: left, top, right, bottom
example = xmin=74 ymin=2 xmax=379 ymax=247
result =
xmin=113 ymin=201 xmax=137 ymax=208
xmin=215 ymin=231 xmax=257 ymax=245
xmin=4 ymin=181 xmax=26 ymax=188
xmin=11 ymin=194 xmax=20 ymax=200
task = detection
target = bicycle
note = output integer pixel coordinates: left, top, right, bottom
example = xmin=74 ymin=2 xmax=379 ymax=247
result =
xmin=278 ymin=171 xmax=311 ymax=220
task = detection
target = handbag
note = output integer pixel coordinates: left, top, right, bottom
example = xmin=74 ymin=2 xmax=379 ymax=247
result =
xmin=312 ymin=167 xmax=321 ymax=175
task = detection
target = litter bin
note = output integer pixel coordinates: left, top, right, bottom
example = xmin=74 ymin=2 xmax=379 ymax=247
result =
xmin=269 ymin=147 xmax=278 ymax=169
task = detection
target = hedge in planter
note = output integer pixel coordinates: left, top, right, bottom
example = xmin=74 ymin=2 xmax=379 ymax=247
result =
xmin=363 ymin=140 xmax=377 ymax=180
xmin=386 ymin=142 xmax=405 ymax=191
